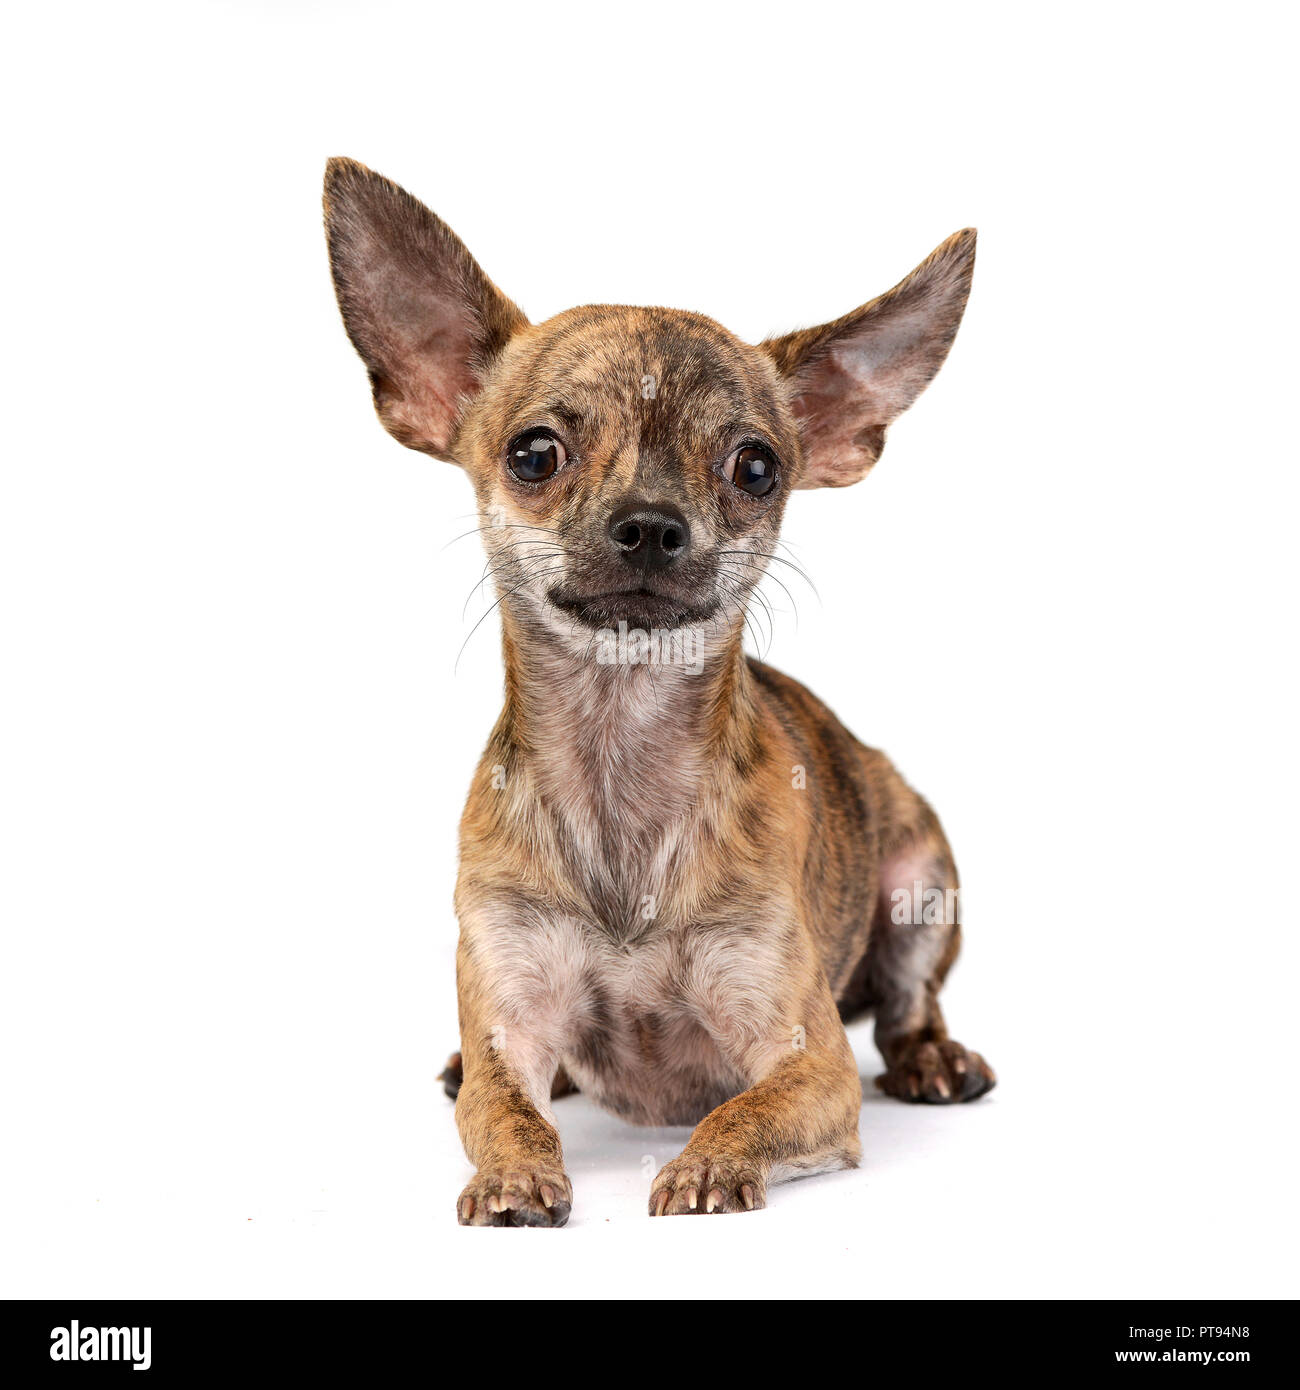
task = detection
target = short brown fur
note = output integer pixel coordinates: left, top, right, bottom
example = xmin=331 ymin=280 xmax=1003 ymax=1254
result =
xmin=324 ymin=158 xmax=994 ymax=1225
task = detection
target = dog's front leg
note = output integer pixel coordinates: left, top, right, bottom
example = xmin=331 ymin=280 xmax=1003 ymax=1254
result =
xmin=453 ymin=927 xmax=573 ymax=1228
xmin=649 ymin=959 xmax=863 ymax=1216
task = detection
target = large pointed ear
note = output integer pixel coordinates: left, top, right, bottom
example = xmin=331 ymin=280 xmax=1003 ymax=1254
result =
xmin=323 ymin=157 xmax=528 ymax=461
xmin=762 ymin=229 xmax=976 ymax=488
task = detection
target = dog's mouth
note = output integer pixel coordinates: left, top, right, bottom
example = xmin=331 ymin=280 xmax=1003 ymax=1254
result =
xmin=547 ymin=583 xmax=720 ymax=632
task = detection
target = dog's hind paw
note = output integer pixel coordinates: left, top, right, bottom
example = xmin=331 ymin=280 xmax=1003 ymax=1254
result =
xmin=876 ymin=1039 xmax=996 ymax=1103
xmin=438 ymin=1050 xmax=464 ymax=1100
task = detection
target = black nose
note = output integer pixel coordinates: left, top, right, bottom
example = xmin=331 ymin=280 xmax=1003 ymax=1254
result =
xmin=607 ymin=500 xmax=691 ymax=571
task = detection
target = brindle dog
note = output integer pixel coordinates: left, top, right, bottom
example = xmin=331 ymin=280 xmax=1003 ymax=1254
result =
xmin=324 ymin=158 xmax=995 ymax=1226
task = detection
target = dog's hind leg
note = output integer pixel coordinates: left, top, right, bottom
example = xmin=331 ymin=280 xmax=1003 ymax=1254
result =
xmin=864 ymin=813 xmax=996 ymax=1103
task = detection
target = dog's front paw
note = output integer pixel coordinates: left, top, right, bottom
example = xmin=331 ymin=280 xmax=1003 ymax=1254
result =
xmin=457 ymin=1167 xmax=572 ymax=1227
xmin=876 ymin=1039 xmax=996 ymax=1103
xmin=649 ymin=1154 xmax=765 ymax=1216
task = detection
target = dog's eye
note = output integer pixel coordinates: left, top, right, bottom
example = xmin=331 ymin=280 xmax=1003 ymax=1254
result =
xmin=507 ymin=432 xmax=566 ymax=482
xmin=723 ymin=444 xmax=778 ymax=497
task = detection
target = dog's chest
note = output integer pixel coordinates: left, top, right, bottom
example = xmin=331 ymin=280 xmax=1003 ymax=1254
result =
xmin=557 ymin=927 xmax=749 ymax=1126
xmin=530 ymin=669 xmax=709 ymax=933
xmin=497 ymin=662 xmax=761 ymax=1119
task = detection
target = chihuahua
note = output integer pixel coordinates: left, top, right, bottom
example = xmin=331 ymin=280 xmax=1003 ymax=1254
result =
xmin=324 ymin=158 xmax=994 ymax=1226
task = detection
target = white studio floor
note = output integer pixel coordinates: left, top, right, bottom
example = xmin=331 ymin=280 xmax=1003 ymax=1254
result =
xmin=11 ymin=1004 xmax=1289 ymax=1302
xmin=6 ymin=1 xmax=1298 ymax=1304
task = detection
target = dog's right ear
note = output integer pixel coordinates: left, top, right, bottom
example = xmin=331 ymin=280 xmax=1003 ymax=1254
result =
xmin=323 ymin=157 xmax=528 ymax=461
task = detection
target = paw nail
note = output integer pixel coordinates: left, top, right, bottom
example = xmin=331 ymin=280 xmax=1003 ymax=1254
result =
xmin=741 ymin=1184 xmax=755 ymax=1210
xmin=488 ymin=1194 xmax=505 ymax=1214
xmin=652 ymin=1190 xmax=670 ymax=1217
xmin=706 ymin=1188 xmax=723 ymax=1213
xmin=460 ymin=1197 xmax=475 ymax=1221
xmin=686 ymin=1187 xmax=698 ymax=1210
xmin=934 ymin=1075 xmax=951 ymax=1098
xmin=540 ymin=1184 xmax=555 ymax=1208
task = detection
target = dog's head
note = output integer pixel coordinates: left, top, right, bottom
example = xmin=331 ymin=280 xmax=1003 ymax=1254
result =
xmin=324 ymin=158 xmax=974 ymax=636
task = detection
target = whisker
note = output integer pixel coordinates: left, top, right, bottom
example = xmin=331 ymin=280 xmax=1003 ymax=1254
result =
xmin=715 ymin=547 xmax=820 ymax=601
xmin=453 ymin=560 xmax=568 ymax=674
xmin=751 ymin=587 xmax=778 ymax=659
xmin=463 ymin=544 xmax=566 ymax=619
xmin=714 ymin=573 xmax=770 ymax=657
xmin=718 ymin=560 xmax=800 ymax=632
xmin=442 ymin=521 xmax=562 ymax=552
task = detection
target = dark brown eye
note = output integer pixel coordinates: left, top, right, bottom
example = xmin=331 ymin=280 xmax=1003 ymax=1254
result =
xmin=723 ymin=444 xmax=778 ymax=497
xmin=507 ymin=432 xmax=566 ymax=482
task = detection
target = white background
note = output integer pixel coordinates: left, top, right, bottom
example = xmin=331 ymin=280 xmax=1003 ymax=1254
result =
xmin=3 ymin=1 xmax=1296 ymax=1299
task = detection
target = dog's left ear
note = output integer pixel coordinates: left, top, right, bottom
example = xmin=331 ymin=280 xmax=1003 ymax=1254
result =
xmin=323 ymin=157 xmax=528 ymax=462
xmin=762 ymin=229 xmax=976 ymax=488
